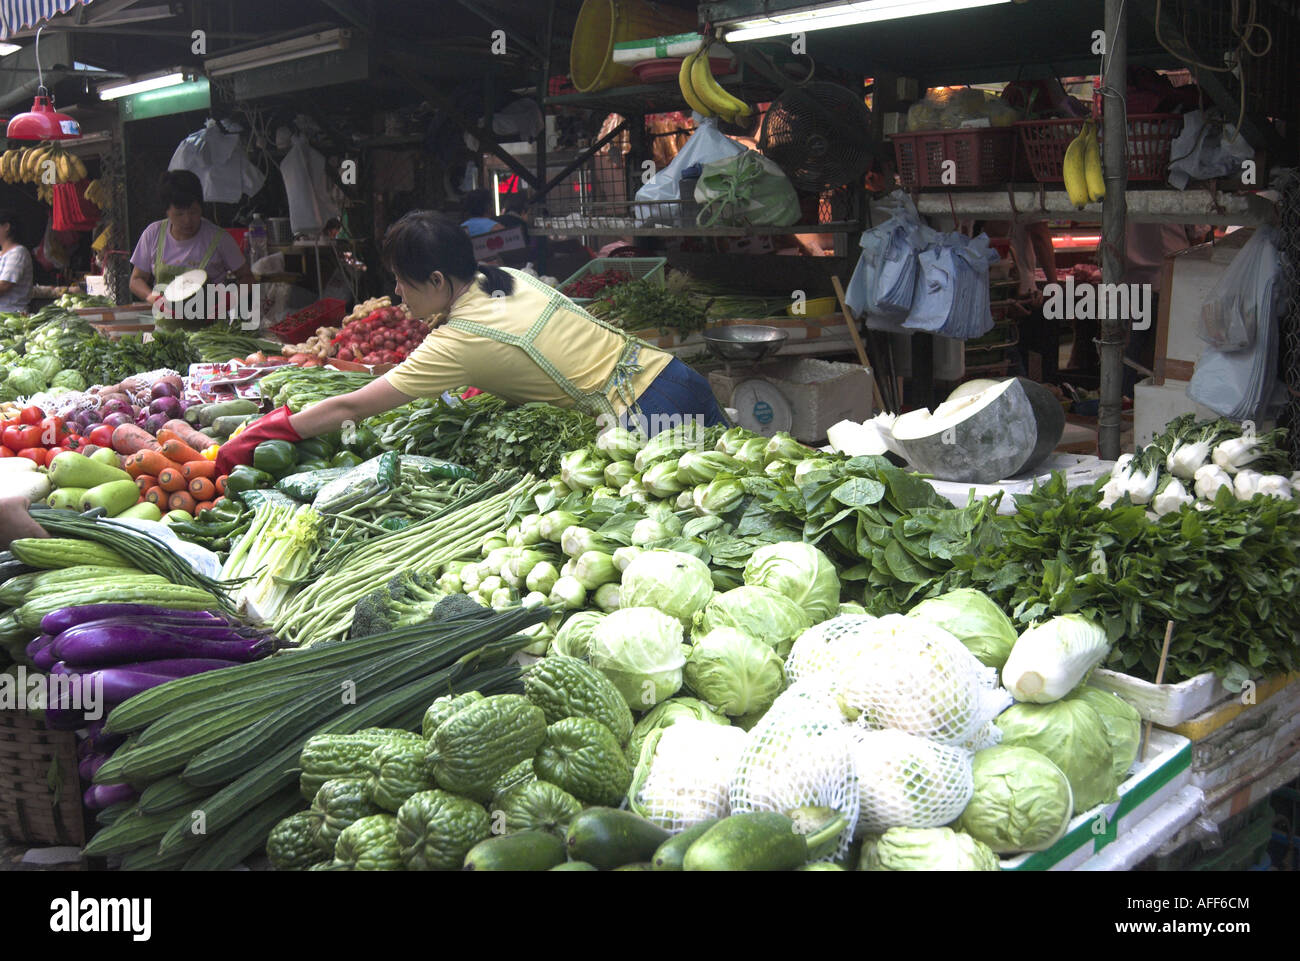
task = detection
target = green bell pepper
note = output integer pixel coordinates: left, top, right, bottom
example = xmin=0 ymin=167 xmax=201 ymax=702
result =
xmin=295 ymin=458 xmax=332 ymax=473
xmin=295 ymin=437 xmax=334 ymax=461
xmin=253 ymin=439 xmax=299 ymax=477
xmin=330 ymin=450 xmax=364 ymax=470
xmin=342 ymin=425 xmax=378 ymax=456
xmin=225 ymin=464 xmax=275 ymax=495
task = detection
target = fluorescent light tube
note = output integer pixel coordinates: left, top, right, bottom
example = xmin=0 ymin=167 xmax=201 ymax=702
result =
xmin=204 ymin=28 xmax=349 ymax=76
xmin=99 ymin=71 xmax=186 ymax=100
xmin=723 ymin=0 xmax=1012 ymax=42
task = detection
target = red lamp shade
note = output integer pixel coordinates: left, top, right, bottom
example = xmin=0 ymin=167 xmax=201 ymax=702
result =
xmin=6 ymin=95 xmax=81 ymax=141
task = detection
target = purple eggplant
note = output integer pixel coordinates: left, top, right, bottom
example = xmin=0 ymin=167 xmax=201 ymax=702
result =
xmin=79 ymin=753 xmax=109 ymax=782
xmin=83 ymin=783 xmax=137 ymax=810
xmin=33 ymin=644 xmax=58 ymax=672
xmin=50 ymin=658 xmax=241 ymax=707
xmin=25 ymin=633 xmax=55 ymax=660
xmin=42 ymin=604 xmax=228 ymax=636
xmin=51 ymin=621 xmax=271 ymax=667
xmin=82 ymin=719 xmax=126 ymax=756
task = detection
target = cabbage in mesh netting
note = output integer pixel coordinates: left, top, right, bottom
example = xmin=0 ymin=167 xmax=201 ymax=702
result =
xmin=729 ymin=681 xmax=861 ymax=861
xmin=829 ymin=614 xmax=1010 ymax=745
xmin=849 ymin=729 xmax=975 ymax=834
xmin=627 ymin=720 xmax=748 ymax=833
xmin=784 ymin=614 xmax=878 ymax=684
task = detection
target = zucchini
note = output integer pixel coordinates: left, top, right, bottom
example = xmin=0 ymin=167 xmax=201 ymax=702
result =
xmin=211 ymin=413 xmax=257 ymax=436
xmin=652 ymin=819 xmax=719 ymax=871
xmin=16 ymin=583 xmax=217 ymax=631
xmin=137 ymin=775 xmax=213 ymax=815
xmin=463 ymin=830 xmax=567 ymax=871
xmin=681 ymin=811 xmax=849 ymax=872
xmin=10 ymin=538 xmax=132 ymax=570
xmin=564 ymin=807 xmax=670 ymax=871
xmin=199 ymin=398 xmax=259 ymax=427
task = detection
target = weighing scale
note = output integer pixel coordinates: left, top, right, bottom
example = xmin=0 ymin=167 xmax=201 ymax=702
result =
xmin=703 ymin=325 xmax=793 ymax=437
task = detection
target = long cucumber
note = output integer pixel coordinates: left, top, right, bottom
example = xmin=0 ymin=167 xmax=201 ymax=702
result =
xmin=157 ymin=661 xmax=524 ymax=855
xmin=180 ymin=787 xmax=303 ymax=871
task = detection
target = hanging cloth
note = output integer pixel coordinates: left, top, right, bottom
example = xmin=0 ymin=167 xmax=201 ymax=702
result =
xmin=169 ymin=119 xmax=265 ymax=204
xmin=279 ymin=133 xmax=340 ymax=235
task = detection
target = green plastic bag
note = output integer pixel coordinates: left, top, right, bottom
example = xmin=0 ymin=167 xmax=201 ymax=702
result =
xmin=694 ymin=151 xmax=800 ymax=228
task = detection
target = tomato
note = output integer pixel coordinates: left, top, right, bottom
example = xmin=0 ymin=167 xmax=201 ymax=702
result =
xmin=87 ymin=425 xmax=115 ymax=448
xmin=17 ymin=447 xmax=48 ymax=466
xmin=39 ymin=416 xmax=68 ymax=446
xmin=46 ymin=446 xmax=70 ymax=460
xmin=0 ymin=446 xmax=12 ymax=458
xmin=18 ymin=406 xmax=43 ymax=426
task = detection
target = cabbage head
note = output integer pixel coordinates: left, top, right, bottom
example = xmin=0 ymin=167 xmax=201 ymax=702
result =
xmin=995 ymin=699 xmax=1117 ymax=813
xmin=1069 ymin=687 xmax=1141 ymax=784
xmin=907 ymin=589 xmax=1019 ymax=670
xmin=22 ymin=352 xmax=61 ymax=383
xmin=51 ymin=368 xmax=87 ymax=391
xmin=618 ymin=550 xmax=713 ymax=628
xmin=684 ymin=627 xmax=785 ymax=717
xmin=956 ymin=744 xmax=1074 ymax=854
xmin=743 ymin=541 xmax=840 ymax=624
xmin=5 ymin=367 xmax=46 ymax=396
xmin=838 ymin=602 xmax=868 ymax=616
xmin=859 ymin=826 xmax=999 ymax=871
xmin=694 ymin=585 xmax=812 ymax=656
xmin=589 ymin=606 xmax=686 ymax=709
xmin=625 ymin=696 xmax=729 ymax=763
xmin=550 ymin=610 xmax=606 ymax=659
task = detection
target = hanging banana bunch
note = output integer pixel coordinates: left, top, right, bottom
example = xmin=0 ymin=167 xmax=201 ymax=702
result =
xmin=0 ymin=141 xmax=89 ymax=189
xmin=677 ymin=40 xmax=752 ymax=125
xmin=84 ymin=178 xmax=112 ymax=208
xmin=1062 ymin=120 xmax=1105 ymax=210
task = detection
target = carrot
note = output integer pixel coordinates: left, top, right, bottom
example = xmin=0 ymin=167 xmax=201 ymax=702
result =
xmin=194 ymin=500 xmax=215 ymax=514
xmin=144 ymin=486 xmax=167 ymax=506
xmin=181 ymin=460 xmax=217 ymax=482
xmin=214 ymin=476 xmax=227 ymax=496
xmin=188 ymin=477 xmax=216 ymax=501
xmin=125 ymin=450 xmax=176 ymax=479
xmin=162 ymin=419 xmax=216 ymax=452
xmin=134 ymin=474 xmax=158 ymax=495
xmin=160 ymin=438 xmax=204 ymax=464
xmin=167 ymin=491 xmax=197 ymax=514
xmin=157 ymin=467 xmax=187 ymax=493
xmin=112 ymin=424 xmax=163 ymax=456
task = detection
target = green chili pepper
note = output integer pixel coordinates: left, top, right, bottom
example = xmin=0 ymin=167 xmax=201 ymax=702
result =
xmin=225 ymin=464 xmax=275 ymax=495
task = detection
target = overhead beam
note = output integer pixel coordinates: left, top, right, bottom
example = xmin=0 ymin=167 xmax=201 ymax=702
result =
xmin=452 ymin=0 xmax=543 ymax=62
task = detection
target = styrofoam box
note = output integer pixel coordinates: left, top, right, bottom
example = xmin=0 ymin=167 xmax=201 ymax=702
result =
xmin=1185 ymin=679 xmax=1300 ymax=793
xmin=926 ymin=454 xmax=1113 ymax=515
xmin=1089 ymin=668 xmax=1231 ymax=728
xmin=1000 ymin=727 xmax=1193 ymax=871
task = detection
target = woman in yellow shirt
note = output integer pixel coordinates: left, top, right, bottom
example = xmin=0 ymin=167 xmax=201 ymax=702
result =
xmin=217 ymin=211 xmax=726 ymax=473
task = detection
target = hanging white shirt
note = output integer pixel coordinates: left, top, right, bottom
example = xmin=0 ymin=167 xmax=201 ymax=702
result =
xmin=169 ymin=120 xmax=265 ymax=204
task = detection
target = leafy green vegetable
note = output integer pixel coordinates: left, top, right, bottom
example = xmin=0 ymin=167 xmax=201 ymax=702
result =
xmin=995 ymin=698 xmax=1116 ymax=814
xmin=956 ymin=745 xmax=1074 ymax=854
xmin=684 ymin=627 xmax=786 ymax=716
xmin=859 ymin=826 xmax=999 ymax=871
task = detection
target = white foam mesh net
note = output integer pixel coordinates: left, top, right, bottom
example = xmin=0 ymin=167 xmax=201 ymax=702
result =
xmin=629 ymin=721 xmax=748 ymax=833
xmin=729 ymin=680 xmax=860 ymax=862
xmin=784 ymin=615 xmax=878 ymax=684
xmin=828 ymin=614 xmax=1011 ymax=745
xmin=849 ymin=729 xmax=975 ymax=834
xmin=962 ymin=720 xmax=1004 ymax=752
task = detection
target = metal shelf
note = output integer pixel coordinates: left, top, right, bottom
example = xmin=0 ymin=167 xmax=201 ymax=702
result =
xmin=913 ymin=185 xmax=1275 ymax=226
xmin=545 ymin=65 xmax=778 ymax=117
xmin=534 ymin=219 xmax=863 ymax=238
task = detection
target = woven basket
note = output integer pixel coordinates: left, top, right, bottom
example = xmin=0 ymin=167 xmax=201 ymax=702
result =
xmin=0 ymin=711 xmax=88 ymax=847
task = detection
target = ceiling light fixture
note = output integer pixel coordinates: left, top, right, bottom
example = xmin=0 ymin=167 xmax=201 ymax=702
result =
xmin=6 ymin=26 xmax=80 ymax=140
xmin=721 ymin=0 xmax=1013 ymax=42
xmin=98 ymin=69 xmax=188 ymax=100
xmin=204 ymin=28 xmax=350 ymax=78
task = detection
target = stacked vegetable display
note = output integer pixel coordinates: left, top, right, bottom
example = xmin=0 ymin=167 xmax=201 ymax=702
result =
xmin=332 ymin=305 xmax=428 ymax=367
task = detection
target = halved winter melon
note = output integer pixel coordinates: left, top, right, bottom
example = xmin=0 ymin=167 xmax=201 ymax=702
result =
xmin=892 ymin=378 xmax=1038 ymax=483
xmin=1013 ymin=377 xmax=1066 ymax=474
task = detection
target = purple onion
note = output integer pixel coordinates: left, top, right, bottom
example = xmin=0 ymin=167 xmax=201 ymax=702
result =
xmin=150 ymin=381 xmax=180 ymax=400
xmin=148 ymin=396 xmax=182 ymax=418
xmin=103 ymin=412 xmax=133 ymax=429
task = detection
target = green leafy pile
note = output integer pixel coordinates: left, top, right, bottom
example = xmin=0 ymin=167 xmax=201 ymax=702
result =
xmin=66 ymin=329 xmax=199 ymax=386
xmin=931 ymin=474 xmax=1300 ymax=688
xmin=257 ymin=366 xmax=376 ymax=410
xmin=585 ymin=279 xmax=708 ymax=336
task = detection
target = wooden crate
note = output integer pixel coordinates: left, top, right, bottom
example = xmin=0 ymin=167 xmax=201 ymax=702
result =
xmin=0 ymin=711 xmax=87 ymax=847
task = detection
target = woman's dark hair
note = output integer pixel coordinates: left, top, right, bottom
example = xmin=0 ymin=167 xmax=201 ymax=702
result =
xmin=461 ymin=189 xmax=491 ymax=219
xmin=382 ymin=210 xmax=514 ymax=296
xmin=0 ymin=208 xmax=18 ymax=239
xmin=159 ymin=169 xmax=203 ymax=211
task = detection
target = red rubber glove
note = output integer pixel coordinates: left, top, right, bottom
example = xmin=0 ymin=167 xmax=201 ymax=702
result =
xmin=215 ymin=405 xmax=301 ymax=476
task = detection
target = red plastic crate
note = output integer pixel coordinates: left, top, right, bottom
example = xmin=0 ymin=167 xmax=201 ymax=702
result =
xmin=270 ymin=297 xmax=346 ymax=344
xmin=889 ymin=127 xmax=1019 ymax=189
xmin=1015 ymin=114 xmax=1183 ymax=183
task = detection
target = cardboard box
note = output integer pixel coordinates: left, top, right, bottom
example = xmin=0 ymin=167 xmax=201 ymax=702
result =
xmin=472 ymin=226 xmax=526 ymax=260
xmin=708 ymin=358 xmax=873 ymax=444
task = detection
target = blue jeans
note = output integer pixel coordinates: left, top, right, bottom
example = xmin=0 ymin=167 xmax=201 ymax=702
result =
xmin=622 ymin=358 xmax=729 ymax=437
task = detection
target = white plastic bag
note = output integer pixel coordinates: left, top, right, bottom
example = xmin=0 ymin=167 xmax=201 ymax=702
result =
xmin=633 ymin=118 xmax=744 ymax=224
xmin=1198 ymin=226 xmax=1278 ymax=351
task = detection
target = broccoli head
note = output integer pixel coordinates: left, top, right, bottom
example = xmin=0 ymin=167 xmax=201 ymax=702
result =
xmin=350 ymin=571 xmax=446 ymax=639
xmin=431 ymin=593 xmax=492 ymax=623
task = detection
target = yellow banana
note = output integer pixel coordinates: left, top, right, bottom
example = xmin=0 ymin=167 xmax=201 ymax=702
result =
xmin=1062 ymin=125 xmax=1091 ymax=209
xmin=691 ymin=50 xmax=751 ymax=121
xmin=70 ymin=154 xmax=88 ymax=182
xmin=1084 ymin=122 xmax=1105 ymax=203
xmin=679 ymin=47 xmax=714 ymax=119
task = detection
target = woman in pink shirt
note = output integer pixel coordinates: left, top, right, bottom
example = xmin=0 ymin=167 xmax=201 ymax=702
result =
xmin=128 ymin=170 xmax=254 ymax=324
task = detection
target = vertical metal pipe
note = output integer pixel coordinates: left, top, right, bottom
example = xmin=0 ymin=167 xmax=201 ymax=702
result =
xmin=1098 ymin=0 xmax=1129 ymax=460
xmin=536 ymin=0 xmax=556 ymax=273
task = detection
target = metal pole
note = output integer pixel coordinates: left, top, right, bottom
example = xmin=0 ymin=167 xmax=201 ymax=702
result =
xmin=1098 ymin=0 xmax=1128 ymax=460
